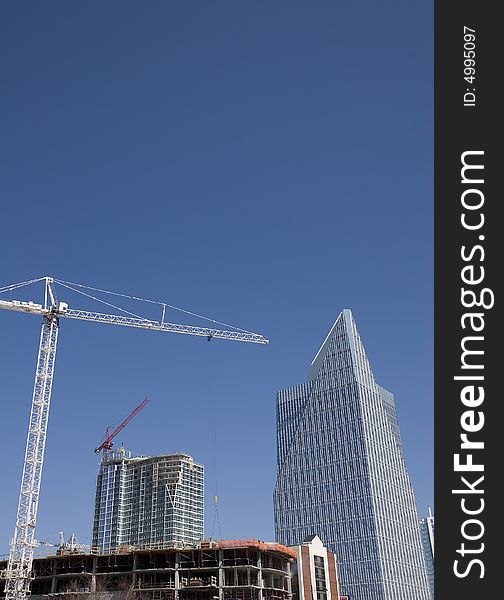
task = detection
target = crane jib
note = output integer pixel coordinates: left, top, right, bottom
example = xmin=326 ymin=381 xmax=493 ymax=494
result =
xmin=0 ymin=301 xmax=268 ymax=344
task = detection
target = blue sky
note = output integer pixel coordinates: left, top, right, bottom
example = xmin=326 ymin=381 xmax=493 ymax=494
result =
xmin=0 ymin=1 xmax=432 ymax=553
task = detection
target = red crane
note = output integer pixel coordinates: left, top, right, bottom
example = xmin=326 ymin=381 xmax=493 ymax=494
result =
xmin=94 ymin=397 xmax=150 ymax=453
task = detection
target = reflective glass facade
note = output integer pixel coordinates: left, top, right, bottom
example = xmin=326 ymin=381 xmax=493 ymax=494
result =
xmin=92 ymin=451 xmax=204 ymax=552
xmin=274 ymin=310 xmax=431 ymax=600
xmin=420 ymin=510 xmax=435 ymax=599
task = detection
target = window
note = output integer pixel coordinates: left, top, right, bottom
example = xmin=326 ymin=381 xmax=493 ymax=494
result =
xmin=313 ymin=556 xmax=327 ymax=600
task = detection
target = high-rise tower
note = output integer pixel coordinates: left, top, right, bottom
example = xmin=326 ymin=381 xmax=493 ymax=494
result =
xmin=93 ymin=450 xmax=204 ymax=552
xmin=274 ymin=310 xmax=430 ymax=600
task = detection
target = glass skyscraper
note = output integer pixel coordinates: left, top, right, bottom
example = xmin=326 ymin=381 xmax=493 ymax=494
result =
xmin=93 ymin=450 xmax=204 ymax=552
xmin=274 ymin=309 xmax=431 ymax=600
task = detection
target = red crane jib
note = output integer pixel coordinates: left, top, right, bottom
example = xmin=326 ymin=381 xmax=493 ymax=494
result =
xmin=95 ymin=397 xmax=150 ymax=453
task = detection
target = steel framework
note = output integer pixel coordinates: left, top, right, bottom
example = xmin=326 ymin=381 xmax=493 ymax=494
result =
xmin=2 ymin=315 xmax=59 ymax=600
xmin=0 ymin=277 xmax=268 ymax=600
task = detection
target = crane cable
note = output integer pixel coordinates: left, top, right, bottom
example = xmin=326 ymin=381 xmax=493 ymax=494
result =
xmin=208 ymin=342 xmax=222 ymax=540
xmin=0 ymin=277 xmax=46 ymax=295
xmin=56 ymin=280 xmax=145 ymax=319
xmin=54 ymin=278 xmax=255 ymax=333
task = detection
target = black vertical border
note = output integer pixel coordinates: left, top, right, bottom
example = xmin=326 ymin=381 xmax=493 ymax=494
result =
xmin=435 ymin=1 xmax=500 ymax=597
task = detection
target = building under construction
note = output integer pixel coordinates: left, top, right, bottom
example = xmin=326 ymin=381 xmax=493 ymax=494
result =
xmin=0 ymin=277 xmax=268 ymax=600
xmin=0 ymin=540 xmax=295 ymax=600
xmin=93 ymin=451 xmax=204 ymax=553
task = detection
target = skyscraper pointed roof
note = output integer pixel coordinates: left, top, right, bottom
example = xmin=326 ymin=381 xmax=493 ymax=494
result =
xmin=308 ymin=309 xmax=354 ymax=380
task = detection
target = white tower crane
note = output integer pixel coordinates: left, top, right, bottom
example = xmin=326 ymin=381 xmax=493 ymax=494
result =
xmin=0 ymin=276 xmax=268 ymax=600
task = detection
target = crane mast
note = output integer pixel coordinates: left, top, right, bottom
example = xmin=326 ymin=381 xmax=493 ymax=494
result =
xmin=3 ymin=314 xmax=59 ymax=600
xmin=0 ymin=276 xmax=268 ymax=600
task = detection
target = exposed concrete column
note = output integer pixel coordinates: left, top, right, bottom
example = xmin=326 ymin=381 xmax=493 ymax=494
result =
xmin=132 ymin=553 xmax=138 ymax=587
xmin=217 ymin=549 xmax=224 ymax=600
xmin=50 ymin=569 xmax=57 ymax=593
xmin=286 ymin=561 xmax=292 ymax=596
xmin=49 ymin=557 xmax=57 ymax=593
xmin=90 ymin=556 xmax=97 ymax=593
xmin=174 ymin=551 xmax=180 ymax=600
xmin=257 ymin=551 xmax=263 ymax=600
